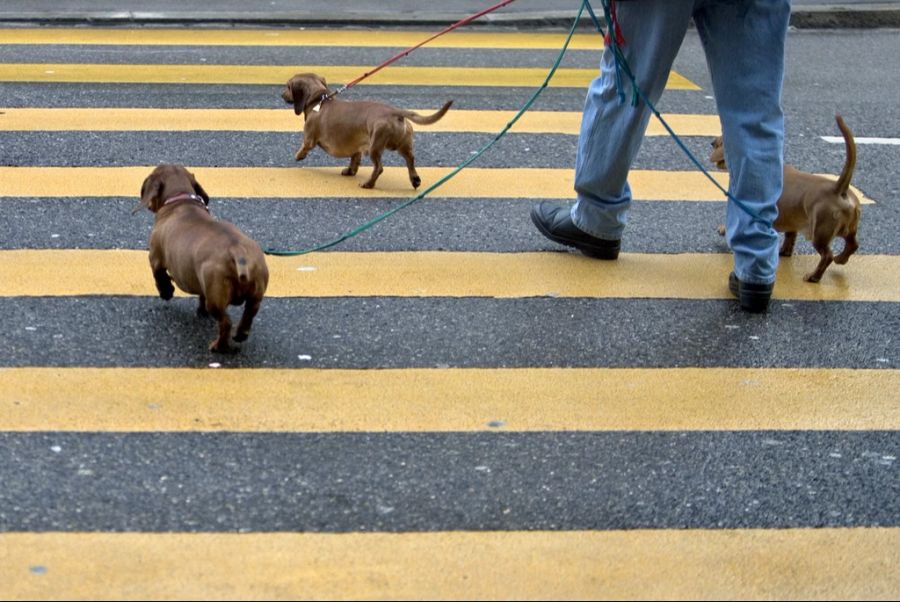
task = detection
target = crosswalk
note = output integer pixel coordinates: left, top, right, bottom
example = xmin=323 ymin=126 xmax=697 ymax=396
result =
xmin=1 ymin=25 xmax=898 ymax=600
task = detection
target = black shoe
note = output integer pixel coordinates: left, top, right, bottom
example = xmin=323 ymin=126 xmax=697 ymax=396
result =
xmin=728 ymin=271 xmax=773 ymax=313
xmin=530 ymin=201 xmax=620 ymax=260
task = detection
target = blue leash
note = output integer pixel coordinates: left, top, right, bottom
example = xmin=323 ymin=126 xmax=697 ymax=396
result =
xmin=585 ymin=0 xmax=769 ymax=226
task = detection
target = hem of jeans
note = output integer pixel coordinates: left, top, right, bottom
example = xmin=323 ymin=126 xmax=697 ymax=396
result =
xmin=570 ymin=207 xmax=623 ymax=242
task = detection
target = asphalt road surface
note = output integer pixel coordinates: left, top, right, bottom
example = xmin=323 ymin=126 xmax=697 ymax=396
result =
xmin=0 ymin=19 xmax=898 ymax=600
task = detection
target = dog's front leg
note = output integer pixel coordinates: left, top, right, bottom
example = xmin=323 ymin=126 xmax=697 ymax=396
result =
xmin=152 ymin=267 xmax=175 ymax=300
xmin=779 ymin=231 xmax=798 ymax=257
xmin=295 ymin=135 xmax=316 ymax=161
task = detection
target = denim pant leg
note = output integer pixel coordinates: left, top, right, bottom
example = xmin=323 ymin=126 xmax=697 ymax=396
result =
xmin=694 ymin=0 xmax=790 ymax=285
xmin=572 ymin=0 xmax=696 ymax=240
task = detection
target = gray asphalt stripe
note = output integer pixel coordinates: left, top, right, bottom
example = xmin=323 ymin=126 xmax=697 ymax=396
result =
xmin=1 ymin=297 xmax=896 ymax=369
xmin=3 ymin=197 xmax=897 ymax=256
xmin=1 ymin=431 xmax=896 ymax=532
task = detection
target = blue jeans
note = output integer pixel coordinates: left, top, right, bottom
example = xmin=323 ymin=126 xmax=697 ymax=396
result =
xmin=572 ymin=0 xmax=790 ymax=285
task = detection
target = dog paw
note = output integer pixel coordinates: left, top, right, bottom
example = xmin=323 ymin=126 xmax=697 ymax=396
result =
xmin=157 ymin=286 xmax=175 ymax=301
xmin=803 ymin=273 xmax=822 ymax=283
xmin=233 ymin=330 xmax=250 ymax=343
xmin=294 ymin=151 xmax=307 ymax=161
xmin=359 ymin=182 xmax=375 ymax=189
xmin=208 ymin=339 xmax=234 ymax=353
xmin=411 ymin=176 xmax=421 ymax=189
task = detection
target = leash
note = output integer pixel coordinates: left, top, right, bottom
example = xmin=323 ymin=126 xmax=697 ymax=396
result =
xmin=265 ymin=1 xmax=586 ymax=256
xmin=324 ymin=0 xmax=520 ymax=103
xmin=585 ymin=0 xmax=768 ymax=226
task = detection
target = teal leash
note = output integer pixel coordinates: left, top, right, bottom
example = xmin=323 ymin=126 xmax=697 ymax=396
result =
xmin=265 ymin=1 xmax=587 ymax=257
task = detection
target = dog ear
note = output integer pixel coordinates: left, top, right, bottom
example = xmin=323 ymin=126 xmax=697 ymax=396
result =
xmin=291 ymin=78 xmax=307 ymax=116
xmin=317 ymin=74 xmax=327 ymax=88
xmin=190 ymin=172 xmax=210 ymax=205
xmin=133 ymin=173 xmax=162 ymax=214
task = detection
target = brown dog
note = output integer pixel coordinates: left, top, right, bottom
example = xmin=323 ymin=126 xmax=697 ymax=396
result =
xmin=134 ymin=164 xmax=269 ymax=352
xmin=710 ymin=115 xmax=861 ymax=283
xmin=282 ymin=72 xmax=452 ymax=189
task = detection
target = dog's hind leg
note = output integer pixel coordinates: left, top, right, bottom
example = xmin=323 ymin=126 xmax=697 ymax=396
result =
xmin=342 ymin=153 xmax=362 ymax=176
xmin=834 ymin=232 xmax=858 ymax=265
xmin=805 ymin=238 xmax=834 ymax=283
xmin=206 ymin=304 xmax=233 ymax=353
xmin=197 ymin=295 xmax=209 ymax=317
xmin=233 ymin=297 xmax=262 ymax=343
xmin=360 ymin=126 xmax=390 ymax=189
xmin=201 ymin=277 xmax=234 ymax=352
xmin=361 ymin=149 xmax=384 ymax=189
xmin=399 ymin=143 xmax=421 ymax=189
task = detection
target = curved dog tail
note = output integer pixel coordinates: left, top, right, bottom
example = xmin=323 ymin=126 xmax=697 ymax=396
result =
xmin=401 ymin=100 xmax=453 ymax=125
xmin=833 ymin=114 xmax=857 ymax=198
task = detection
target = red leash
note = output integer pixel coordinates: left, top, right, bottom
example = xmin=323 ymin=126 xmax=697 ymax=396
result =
xmin=325 ymin=0 xmax=520 ymax=101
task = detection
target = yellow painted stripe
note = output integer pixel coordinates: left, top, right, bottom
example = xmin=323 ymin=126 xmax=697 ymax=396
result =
xmin=0 ymin=250 xmax=896 ymax=302
xmin=0 ymin=107 xmax=721 ymax=136
xmin=0 ymin=28 xmax=608 ymax=50
xmin=1 ymin=367 xmax=896 ymax=432
xmin=0 ymin=166 xmax=872 ymax=203
xmin=0 ymin=63 xmax=699 ymax=89
xmin=2 ymin=529 xmax=897 ymax=600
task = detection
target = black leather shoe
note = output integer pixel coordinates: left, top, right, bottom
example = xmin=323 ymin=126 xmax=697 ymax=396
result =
xmin=530 ymin=201 xmax=620 ymax=259
xmin=728 ymin=271 xmax=773 ymax=313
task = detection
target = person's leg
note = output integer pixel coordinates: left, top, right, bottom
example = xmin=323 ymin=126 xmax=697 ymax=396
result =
xmin=571 ymin=0 xmax=696 ymax=241
xmin=694 ymin=0 xmax=790 ymax=294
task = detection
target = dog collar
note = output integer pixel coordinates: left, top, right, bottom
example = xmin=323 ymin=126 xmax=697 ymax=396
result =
xmin=163 ymin=193 xmax=209 ymax=212
xmin=307 ymin=93 xmax=330 ymax=114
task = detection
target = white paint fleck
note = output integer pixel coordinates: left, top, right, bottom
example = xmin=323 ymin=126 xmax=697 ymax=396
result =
xmin=296 ymin=266 xmax=317 ymax=272
xmin=50 ymin=445 xmax=62 ymax=453
xmin=474 ymin=465 xmax=491 ymax=473
xmin=297 ymin=354 xmax=312 ymax=361
xmin=208 ymin=362 xmax=222 ymax=368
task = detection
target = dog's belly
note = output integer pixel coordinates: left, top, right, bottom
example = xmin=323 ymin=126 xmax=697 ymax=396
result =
xmin=318 ymin=139 xmax=367 ymax=158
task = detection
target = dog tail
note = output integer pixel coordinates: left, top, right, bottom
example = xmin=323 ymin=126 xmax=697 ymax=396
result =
xmin=833 ymin=114 xmax=857 ymax=198
xmin=231 ymin=249 xmax=251 ymax=284
xmin=401 ymin=100 xmax=453 ymax=125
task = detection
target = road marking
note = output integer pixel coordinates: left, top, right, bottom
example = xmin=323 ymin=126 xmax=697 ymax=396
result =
xmin=0 ymin=28 xmax=608 ymax=50
xmin=821 ymin=136 xmax=900 ymax=145
xmin=0 ymin=250 xmax=896 ymax=301
xmin=0 ymin=107 xmax=721 ymax=136
xmin=0 ymin=166 xmax=873 ymax=203
xmin=0 ymin=63 xmax=699 ymax=89
xmin=2 ymin=529 xmax=897 ymax=600
xmin=1 ymin=367 xmax=896 ymax=432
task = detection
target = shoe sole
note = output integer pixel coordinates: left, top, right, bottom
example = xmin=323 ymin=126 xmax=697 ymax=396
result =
xmin=530 ymin=206 xmax=620 ymax=260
